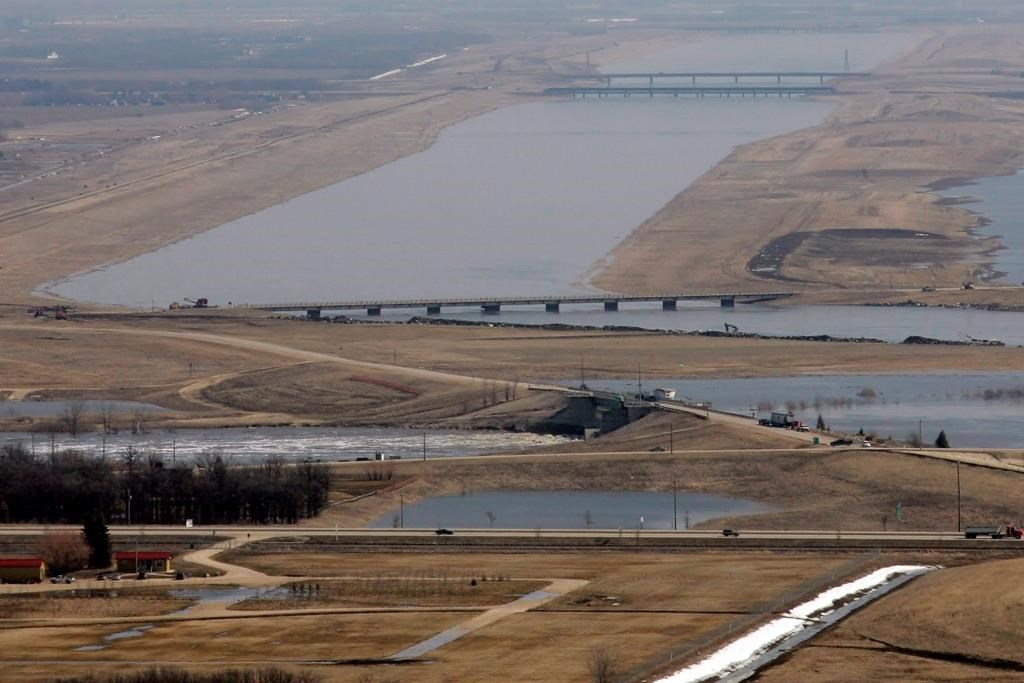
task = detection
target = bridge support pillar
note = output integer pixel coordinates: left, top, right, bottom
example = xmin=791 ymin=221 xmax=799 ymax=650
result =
xmin=604 ymin=301 xmax=619 ymax=312
xmin=662 ymin=299 xmax=677 ymax=311
xmin=427 ymin=305 xmax=442 ymax=315
xmin=367 ymin=307 xmax=382 ymax=316
xmin=482 ymin=303 xmax=501 ymax=314
xmin=720 ymin=296 xmax=736 ymax=308
xmin=545 ymin=302 xmax=560 ymax=313
xmin=306 ymin=309 xmax=321 ymax=320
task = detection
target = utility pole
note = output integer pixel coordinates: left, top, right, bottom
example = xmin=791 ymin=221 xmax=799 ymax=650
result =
xmin=422 ymin=432 xmax=427 ymax=461
xmin=637 ymin=363 xmax=643 ymax=399
xmin=956 ymin=460 xmax=962 ymax=533
xmin=918 ymin=419 xmax=923 ymax=449
xmin=400 ymin=492 xmax=405 ymax=529
xmin=669 ymin=423 xmax=674 ymax=454
xmin=672 ymin=477 xmax=678 ymax=531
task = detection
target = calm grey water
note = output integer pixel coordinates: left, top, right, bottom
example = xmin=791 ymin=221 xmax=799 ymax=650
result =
xmin=352 ymin=300 xmax=1024 ymax=345
xmin=0 ymin=399 xmax=167 ymax=419
xmin=43 ymin=32 xmax=919 ymax=307
xmin=0 ymin=426 xmax=569 ymax=461
xmin=939 ymin=171 xmax=1024 ymax=284
xmin=370 ymin=490 xmax=769 ymax=530
xmin=581 ymin=373 xmax=1024 ymax=448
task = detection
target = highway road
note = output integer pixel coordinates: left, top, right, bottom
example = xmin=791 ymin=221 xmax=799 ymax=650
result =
xmin=0 ymin=524 xmax=990 ymax=543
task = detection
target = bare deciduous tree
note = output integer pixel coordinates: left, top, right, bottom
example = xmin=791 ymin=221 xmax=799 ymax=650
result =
xmin=485 ymin=510 xmax=497 ymax=528
xmin=100 ymin=403 xmax=116 ymax=434
xmin=62 ymin=398 xmax=87 ymax=436
xmin=37 ymin=531 xmax=90 ymax=575
xmin=587 ymin=646 xmax=621 ymax=683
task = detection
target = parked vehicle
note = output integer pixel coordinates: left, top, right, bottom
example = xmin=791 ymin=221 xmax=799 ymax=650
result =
xmin=435 ymin=528 xmax=455 ymax=536
xmin=722 ymin=528 xmax=740 ymax=537
xmin=49 ymin=575 xmax=74 ymax=584
xmin=831 ymin=438 xmax=854 ymax=446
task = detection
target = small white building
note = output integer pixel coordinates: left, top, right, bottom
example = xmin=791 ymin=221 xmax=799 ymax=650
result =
xmin=653 ymin=387 xmax=677 ymax=400
xmin=46 ymin=51 xmax=60 ymax=60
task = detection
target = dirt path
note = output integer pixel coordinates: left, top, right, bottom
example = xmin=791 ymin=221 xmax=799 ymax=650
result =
xmin=389 ymin=578 xmax=589 ymax=660
xmin=0 ymin=322 xmax=547 ymax=392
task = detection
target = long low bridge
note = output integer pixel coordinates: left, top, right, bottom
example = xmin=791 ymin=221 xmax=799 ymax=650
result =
xmin=588 ymin=71 xmax=868 ymax=85
xmin=234 ymin=291 xmax=797 ymax=318
xmin=545 ymin=85 xmax=835 ymax=98
xmin=546 ymin=70 xmax=867 ymax=98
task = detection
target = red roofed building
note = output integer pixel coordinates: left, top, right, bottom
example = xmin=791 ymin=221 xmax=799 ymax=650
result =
xmin=0 ymin=557 xmax=46 ymax=583
xmin=114 ymin=551 xmax=172 ymax=574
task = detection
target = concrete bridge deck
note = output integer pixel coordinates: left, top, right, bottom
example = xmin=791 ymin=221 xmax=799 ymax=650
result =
xmin=234 ymin=291 xmax=797 ymax=318
xmin=590 ymin=71 xmax=867 ymax=83
xmin=545 ymin=85 xmax=835 ymax=98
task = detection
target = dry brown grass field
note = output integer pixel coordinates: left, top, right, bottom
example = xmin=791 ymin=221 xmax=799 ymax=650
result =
xmin=760 ymin=556 xmax=1024 ymax=681
xmin=0 ymin=550 xmax=850 ymax=682
xmin=2 ymin=312 xmax=1023 ymax=430
xmin=0 ymin=590 xmax=192 ymax=620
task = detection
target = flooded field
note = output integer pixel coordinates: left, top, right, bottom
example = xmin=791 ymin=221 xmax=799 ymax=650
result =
xmin=581 ymin=373 xmax=1024 ymax=448
xmin=938 ymin=171 xmax=1024 ymax=284
xmin=0 ymin=399 xmax=167 ymax=419
xmin=370 ymin=490 xmax=769 ymax=530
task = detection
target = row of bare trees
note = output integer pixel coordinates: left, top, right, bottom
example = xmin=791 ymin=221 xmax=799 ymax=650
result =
xmin=0 ymin=443 xmax=330 ymax=525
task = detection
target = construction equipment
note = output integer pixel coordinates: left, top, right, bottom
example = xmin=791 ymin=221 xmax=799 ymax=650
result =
xmin=724 ymin=323 xmax=739 ymax=334
xmin=27 ymin=305 xmax=74 ymax=319
xmin=183 ymin=298 xmax=209 ymax=308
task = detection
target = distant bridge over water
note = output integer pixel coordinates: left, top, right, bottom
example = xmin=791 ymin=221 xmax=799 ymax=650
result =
xmin=546 ymin=70 xmax=867 ymax=98
xmin=234 ymin=291 xmax=797 ymax=319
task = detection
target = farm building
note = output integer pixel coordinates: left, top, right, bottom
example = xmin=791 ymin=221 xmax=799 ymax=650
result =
xmin=0 ymin=557 xmax=46 ymax=583
xmin=114 ymin=551 xmax=172 ymax=574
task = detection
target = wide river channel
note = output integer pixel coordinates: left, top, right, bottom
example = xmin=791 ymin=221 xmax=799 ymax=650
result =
xmin=45 ymin=32 xmax=921 ymax=306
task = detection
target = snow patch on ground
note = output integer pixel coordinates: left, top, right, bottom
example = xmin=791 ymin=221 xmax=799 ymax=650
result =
xmin=656 ymin=565 xmax=938 ymax=682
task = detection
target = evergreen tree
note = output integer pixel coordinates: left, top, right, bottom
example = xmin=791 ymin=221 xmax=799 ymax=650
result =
xmin=82 ymin=512 xmax=112 ymax=569
xmin=816 ymin=414 xmax=827 ymax=430
xmin=935 ymin=430 xmax=950 ymax=449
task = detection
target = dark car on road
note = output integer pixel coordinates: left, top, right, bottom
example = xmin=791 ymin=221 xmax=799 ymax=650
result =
xmin=830 ymin=438 xmax=854 ymax=446
xmin=435 ymin=528 xmax=455 ymax=536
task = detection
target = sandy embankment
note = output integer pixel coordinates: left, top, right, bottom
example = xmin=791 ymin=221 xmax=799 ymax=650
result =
xmin=590 ymin=26 xmax=1024 ymax=295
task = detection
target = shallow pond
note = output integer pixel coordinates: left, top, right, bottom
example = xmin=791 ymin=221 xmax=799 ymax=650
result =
xmin=370 ymin=490 xmax=769 ymax=530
